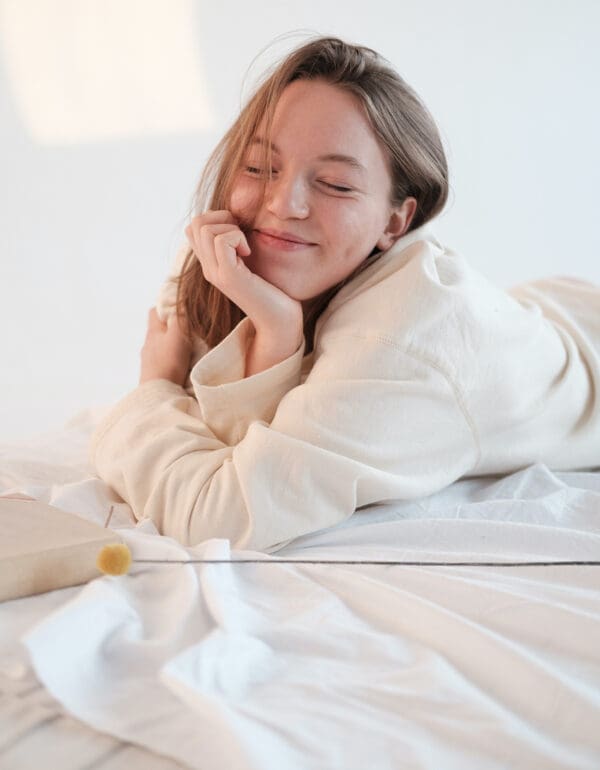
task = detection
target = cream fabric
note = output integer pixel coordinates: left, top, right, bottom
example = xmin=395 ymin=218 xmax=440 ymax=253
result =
xmin=89 ymin=224 xmax=600 ymax=551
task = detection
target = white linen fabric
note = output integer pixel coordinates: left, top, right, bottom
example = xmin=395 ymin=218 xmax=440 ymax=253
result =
xmin=89 ymin=223 xmax=600 ymax=552
xmin=1 ymin=414 xmax=600 ymax=769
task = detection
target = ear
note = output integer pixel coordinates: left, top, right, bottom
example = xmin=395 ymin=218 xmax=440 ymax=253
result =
xmin=375 ymin=197 xmax=418 ymax=251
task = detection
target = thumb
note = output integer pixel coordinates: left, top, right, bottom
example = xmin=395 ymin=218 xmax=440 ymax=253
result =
xmin=237 ymin=230 xmax=252 ymax=257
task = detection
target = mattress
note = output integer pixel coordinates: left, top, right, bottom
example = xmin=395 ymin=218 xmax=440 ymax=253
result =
xmin=1 ymin=407 xmax=599 ymax=770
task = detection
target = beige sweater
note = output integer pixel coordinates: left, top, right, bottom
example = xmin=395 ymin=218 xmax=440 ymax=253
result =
xmin=89 ymin=223 xmax=600 ymax=551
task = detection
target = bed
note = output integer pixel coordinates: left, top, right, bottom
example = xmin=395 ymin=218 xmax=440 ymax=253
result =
xmin=1 ymin=406 xmax=599 ymax=769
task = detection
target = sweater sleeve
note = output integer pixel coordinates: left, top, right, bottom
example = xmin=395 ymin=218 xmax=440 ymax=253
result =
xmin=188 ymin=317 xmax=307 ymax=445
xmin=90 ymin=330 xmax=478 ymax=552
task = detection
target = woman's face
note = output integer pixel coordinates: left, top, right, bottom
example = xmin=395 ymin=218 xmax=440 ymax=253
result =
xmin=229 ymin=78 xmax=416 ymax=302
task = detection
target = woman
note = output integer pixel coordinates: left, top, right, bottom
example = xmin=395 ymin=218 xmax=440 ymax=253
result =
xmin=90 ymin=36 xmax=600 ymax=552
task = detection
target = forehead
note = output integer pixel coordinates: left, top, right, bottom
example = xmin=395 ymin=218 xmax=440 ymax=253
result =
xmin=257 ymin=79 xmax=389 ymax=174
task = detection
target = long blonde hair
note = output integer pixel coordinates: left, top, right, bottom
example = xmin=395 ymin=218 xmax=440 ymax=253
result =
xmin=175 ymin=35 xmax=449 ymax=354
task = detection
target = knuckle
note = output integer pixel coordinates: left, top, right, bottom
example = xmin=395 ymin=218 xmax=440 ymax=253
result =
xmin=195 ymin=209 xmax=236 ymax=224
xmin=213 ymin=233 xmax=228 ymax=250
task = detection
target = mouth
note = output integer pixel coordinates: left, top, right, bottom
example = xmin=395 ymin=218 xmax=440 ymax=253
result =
xmin=255 ymin=228 xmax=315 ymax=245
xmin=253 ymin=229 xmax=316 ymax=251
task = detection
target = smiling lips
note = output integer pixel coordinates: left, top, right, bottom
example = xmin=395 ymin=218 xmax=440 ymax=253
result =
xmin=254 ymin=228 xmax=316 ymax=249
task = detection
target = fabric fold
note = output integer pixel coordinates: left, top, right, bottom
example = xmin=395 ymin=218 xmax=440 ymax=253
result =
xmin=190 ymin=317 xmax=306 ymax=445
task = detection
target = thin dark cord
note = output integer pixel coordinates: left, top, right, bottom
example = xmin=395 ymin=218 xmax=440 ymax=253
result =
xmin=131 ymin=559 xmax=600 ymax=567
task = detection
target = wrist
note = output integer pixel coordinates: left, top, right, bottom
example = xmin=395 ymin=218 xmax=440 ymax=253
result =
xmin=244 ymin=327 xmax=303 ymax=378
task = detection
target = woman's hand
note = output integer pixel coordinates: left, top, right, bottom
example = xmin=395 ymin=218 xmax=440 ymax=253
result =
xmin=185 ymin=210 xmax=304 ymax=354
xmin=139 ymin=308 xmax=193 ymax=387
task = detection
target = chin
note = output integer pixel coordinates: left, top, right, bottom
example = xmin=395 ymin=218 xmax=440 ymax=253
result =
xmin=255 ymin=267 xmax=308 ymax=300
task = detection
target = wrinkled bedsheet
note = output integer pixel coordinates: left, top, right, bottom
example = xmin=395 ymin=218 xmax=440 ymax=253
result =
xmin=1 ymin=408 xmax=600 ymax=770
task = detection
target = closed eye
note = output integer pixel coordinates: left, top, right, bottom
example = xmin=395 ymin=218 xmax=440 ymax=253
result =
xmin=320 ymin=181 xmax=353 ymax=193
xmin=245 ymin=167 xmax=353 ymax=193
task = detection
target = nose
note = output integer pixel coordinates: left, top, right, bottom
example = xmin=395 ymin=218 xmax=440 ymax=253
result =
xmin=265 ymin=172 xmax=309 ymax=220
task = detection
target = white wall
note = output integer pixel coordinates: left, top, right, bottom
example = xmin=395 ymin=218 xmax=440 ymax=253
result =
xmin=1 ymin=0 xmax=599 ymax=441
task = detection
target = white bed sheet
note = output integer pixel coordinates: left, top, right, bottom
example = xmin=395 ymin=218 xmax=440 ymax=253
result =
xmin=1 ymin=408 xmax=599 ymax=770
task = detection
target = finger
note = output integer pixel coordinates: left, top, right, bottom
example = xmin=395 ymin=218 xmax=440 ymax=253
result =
xmin=193 ymin=210 xmax=238 ymax=226
xmin=188 ymin=221 xmax=242 ymax=245
xmin=197 ymin=224 xmax=250 ymax=278
xmin=186 ymin=211 xmax=239 ymax=249
xmin=186 ymin=210 xmax=237 ymax=245
xmin=187 ymin=222 xmax=232 ymax=273
xmin=213 ymin=229 xmax=252 ymax=273
xmin=147 ymin=307 xmax=166 ymax=328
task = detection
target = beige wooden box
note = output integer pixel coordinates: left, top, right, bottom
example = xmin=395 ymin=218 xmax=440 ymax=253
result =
xmin=0 ymin=496 xmax=123 ymax=602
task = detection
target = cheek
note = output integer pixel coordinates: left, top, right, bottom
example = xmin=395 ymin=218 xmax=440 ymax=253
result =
xmin=341 ymin=202 xmax=388 ymax=254
xmin=229 ymin=181 xmax=260 ymax=224
xmin=328 ymin=207 xmax=371 ymax=255
xmin=316 ymin=200 xmax=355 ymax=240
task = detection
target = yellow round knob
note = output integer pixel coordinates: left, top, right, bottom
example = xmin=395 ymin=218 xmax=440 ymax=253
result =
xmin=96 ymin=543 xmax=133 ymax=575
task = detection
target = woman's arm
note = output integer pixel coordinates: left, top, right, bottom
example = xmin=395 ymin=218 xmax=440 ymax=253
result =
xmin=90 ymin=327 xmax=478 ymax=551
xmin=245 ymin=325 xmax=304 ymax=378
xmin=142 ymin=214 xmax=304 ymax=384
xmin=185 ymin=211 xmax=305 ymax=379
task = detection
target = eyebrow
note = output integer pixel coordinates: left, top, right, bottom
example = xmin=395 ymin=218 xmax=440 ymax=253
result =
xmin=250 ymin=136 xmax=367 ymax=175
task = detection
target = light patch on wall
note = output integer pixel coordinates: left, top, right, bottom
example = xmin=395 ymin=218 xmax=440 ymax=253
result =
xmin=0 ymin=0 xmax=215 ymax=144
